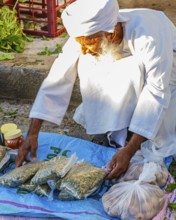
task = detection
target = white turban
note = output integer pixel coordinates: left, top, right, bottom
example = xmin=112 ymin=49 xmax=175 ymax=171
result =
xmin=61 ymin=0 xmax=128 ymax=37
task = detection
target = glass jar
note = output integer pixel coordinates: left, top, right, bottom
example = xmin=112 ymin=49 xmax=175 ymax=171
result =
xmin=0 ymin=123 xmax=18 ymax=146
xmin=4 ymin=129 xmax=24 ymax=149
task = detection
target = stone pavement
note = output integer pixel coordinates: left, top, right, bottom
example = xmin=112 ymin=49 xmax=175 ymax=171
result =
xmin=0 ymin=1 xmax=176 ymax=139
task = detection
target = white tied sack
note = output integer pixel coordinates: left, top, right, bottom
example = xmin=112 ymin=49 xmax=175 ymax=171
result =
xmin=102 ymin=162 xmax=165 ymax=220
xmin=113 ymin=160 xmax=169 ymax=187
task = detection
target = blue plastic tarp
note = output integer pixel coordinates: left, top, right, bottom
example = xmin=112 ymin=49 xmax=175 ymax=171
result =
xmin=0 ymin=132 xmax=118 ymax=220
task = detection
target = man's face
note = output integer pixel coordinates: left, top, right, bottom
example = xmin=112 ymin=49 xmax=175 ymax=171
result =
xmin=75 ymin=32 xmax=104 ymax=56
xmin=75 ymin=28 xmax=123 ymax=61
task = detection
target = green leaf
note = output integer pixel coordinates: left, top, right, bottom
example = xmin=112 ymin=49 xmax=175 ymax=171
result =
xmin=0 ymin=6 xmax=27 ymax=53
xmin=165 ymin=183 xmax=176 ymax=193
xmin=3 ymin=109 xmax=18 ymax=116
xmin=168 ymin=202 xmax=176 ymax=210
xmin=37 ymin=44 xmax=63 ymax=56
xmin=0 ymin=53 xmax=15 ymax=60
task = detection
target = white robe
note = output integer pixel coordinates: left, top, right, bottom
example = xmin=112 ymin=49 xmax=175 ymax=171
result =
xmin=30 ymin=8 xmax=176 ymax=161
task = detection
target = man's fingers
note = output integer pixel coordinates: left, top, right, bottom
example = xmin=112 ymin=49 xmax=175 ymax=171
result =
xmin=108 ymin=159 xmax=116 ymax=170
xmin=16 ymin=152 xmax=30 ymax=167
xmin=106 ymin=163 xmax=121 ymax=179
xmin=16 ymin=155 xmax=24 ymax=167
xmin=16 ymin=157 xmax=22 ymax=167
xmin=30 ymin=146 xmax=37 ymax=161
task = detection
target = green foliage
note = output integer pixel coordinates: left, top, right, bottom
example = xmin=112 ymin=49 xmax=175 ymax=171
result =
xmin=37 ymin=43 xmax=63 ymax=56
xmin=167 ymin=161 xmax=176 ymax=211
xmin=0 ymin=53 xmax=15 ymax=60
xmin=169 ymin=161 xmax=176 ymax=181
xmin=0 ymin=6 xmax=32 ymax=53
xmin=19 ymin=0 xmax=27 ymax=3
xmin=168 ymin=202 xmax=176 ymax=210
xmin=0 ymin=107 xmax=18 ymax=117
xmin=165 ymin=183 xmax=176 ymax=193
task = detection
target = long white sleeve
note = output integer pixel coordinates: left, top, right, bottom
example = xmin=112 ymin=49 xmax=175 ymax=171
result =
xmin=30 ymin=37 xmax=81 ymax=125
xmin=120 ymin=9 xmax=176 ymax=139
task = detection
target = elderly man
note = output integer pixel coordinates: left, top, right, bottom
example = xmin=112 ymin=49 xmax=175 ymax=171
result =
xmin=16 ymin=0 xmax=176 ymax=179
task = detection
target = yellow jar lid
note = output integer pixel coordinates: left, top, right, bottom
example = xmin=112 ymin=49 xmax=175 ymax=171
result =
xmin=1 ymin=123 xmax=18 ymax=134
xmin=4 ymin=129 xmax=22 ymax=140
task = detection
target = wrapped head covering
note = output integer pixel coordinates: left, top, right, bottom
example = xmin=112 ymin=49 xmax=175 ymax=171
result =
xmin=61 ymin=0 xmax=128 ymax=37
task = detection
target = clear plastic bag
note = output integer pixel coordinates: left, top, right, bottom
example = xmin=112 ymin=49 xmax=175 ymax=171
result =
xmin=114 ymin=160 xmax=169 ymax=187
xmin=34 ymin=183 xmax=51 ymax=197
xmin=31 ymin=153 xmax=78 ymax=185
xmin=0 ymin=153 xmax=11 ymax=172
xmin=59 ymin=161 xmax=106 ymax=199
xmin=19 ymin=179 xmax=36 ymax=192
xmin=52 ymin=153 xmax=78 ymax=178
xmin=58 ymin=189 xmax=76 ymax=201
xmin=102 ymin=162 xmax=165 ymax=220
xmin=0 ymin=145 xmax=11 ymax=172
xmin=0 ymin=145 xmax=7 ymax=161
xmin=0 ymin=161 xmax=45 ymax=187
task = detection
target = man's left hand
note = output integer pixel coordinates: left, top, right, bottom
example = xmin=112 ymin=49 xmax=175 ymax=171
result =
xmin=106 ymin=132 xmax=146 ymax=179
xmin=106 ymin=147 xmax=132 ymax=179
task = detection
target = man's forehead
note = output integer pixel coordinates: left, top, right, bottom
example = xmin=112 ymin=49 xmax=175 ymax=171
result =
xmin=76 ymin=31 xmax=109 ymax=44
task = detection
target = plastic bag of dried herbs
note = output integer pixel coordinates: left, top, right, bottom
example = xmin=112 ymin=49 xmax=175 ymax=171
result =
xmin=0 ymin=153 xmax=10 ymax=172
xmin=34 ymin=183 xmax=51 ymax=198
xmin=31 ymin=153 xmax=78 ymax=185
xmin=19 ymin=179 xmax=36 ymax=192
xmin=0 ymin=145 xmax=10 ymax=172
xmin=102 ymin=162 xmax=165 ymax=220
xmin=52 ymin=153 xmax=78 ymax=178
xmin=0 ymin=145 xmax=7 ymax=161
xmin=19 ymin=181 xmax=51 ymax=198
xmin=0 ymin=161 xmax=45 ymax=187
xmin=58 ymin=161 xmax=106 ymax=200
xmin=58 ymin=189 xmax=76 ymax=201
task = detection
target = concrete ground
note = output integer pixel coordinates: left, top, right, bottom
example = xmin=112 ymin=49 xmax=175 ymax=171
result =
xmin=0 ymin=1 xmax=176 ymax=140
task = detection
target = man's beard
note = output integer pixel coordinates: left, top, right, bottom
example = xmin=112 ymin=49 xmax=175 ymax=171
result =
xmin=96 ymin=37 xmax=123 ymax=62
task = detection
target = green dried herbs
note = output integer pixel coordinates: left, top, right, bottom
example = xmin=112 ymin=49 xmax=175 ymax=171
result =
xmin=0 ymin=145 xmax=11 ymax=172
xmin=31 ymin=156 xmax=70 ymax=185
xmin=0 ymin=153 xmax=106 ymax=200
xmin=34 ymin=184 xmax=51 ymax=197
xmin=0 ymin=5 xmax=33 ymax=53
xmin=0 ymin=161 xmax=45 ymax=187
xmin=58 ymin=189 xmax=76 ymax=201
xmin=19 ymin=180 xmax=36 ymax=192
xmin=0 ymin=145 xmax=7 ymax=161
xmin=59 ymin=162 xmax=106 ymax=199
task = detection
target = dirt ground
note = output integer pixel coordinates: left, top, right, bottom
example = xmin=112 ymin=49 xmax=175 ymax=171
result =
xmin=0 ymin=99 xmax=93 ymax=141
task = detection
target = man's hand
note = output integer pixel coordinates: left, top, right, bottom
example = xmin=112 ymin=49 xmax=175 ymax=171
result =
xmin=16 ymin=118 xmax=43 ymax=167
xmin=106 ymin=147 xmax=131 ymax=179
xmin=106 ymin=132 xmax=146 ymax=179
xmin=16 ymin=135 xmax=38 ymax=167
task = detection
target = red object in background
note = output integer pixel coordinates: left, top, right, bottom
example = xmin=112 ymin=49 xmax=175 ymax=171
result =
xmin=0 ymin=0 xmax=76 ymax=38
xmin=0 ymin=0 xmax=14 ymax=7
